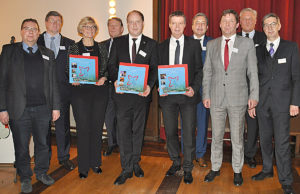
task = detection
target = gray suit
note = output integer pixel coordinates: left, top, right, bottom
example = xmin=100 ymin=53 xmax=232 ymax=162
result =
xmin=202 ymin=35 xmax=259 ymax=173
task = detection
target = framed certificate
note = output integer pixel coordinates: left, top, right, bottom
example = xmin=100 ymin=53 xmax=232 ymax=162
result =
xmin=158 ymin=64 xmax=188 ymax=95
xmin=69 ymin=55 xmax=98 ymax=84
xmin=116 ymin=62 xmax=149 ymax=94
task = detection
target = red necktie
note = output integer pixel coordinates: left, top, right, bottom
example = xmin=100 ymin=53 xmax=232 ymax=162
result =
xmin=224 ymin=39 xmax=230 ymax=71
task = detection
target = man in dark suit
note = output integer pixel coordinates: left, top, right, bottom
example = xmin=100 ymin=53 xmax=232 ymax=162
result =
xmin=250 ymin=13 xmax=300 ymax=194
xmin=158 ymin=10 xmax=202 ymax=184
xmin=108 ymin=10 xmax=158 ymax=185
xmin=190 ymin=12 xmax=213 ymax=167
xmin=102 ymin=17 xmax=124 ymax=157
xmin=0 ymin=18 xmax=60 ymax=193
xmin=238 ymin=8 xmax=266 ymax=168
xmin=37 ymin=11 xmax=75 ymax=171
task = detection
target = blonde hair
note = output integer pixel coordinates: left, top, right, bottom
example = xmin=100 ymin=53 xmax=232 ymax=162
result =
xmin=77 ymin=16 xmax=99 ymax=35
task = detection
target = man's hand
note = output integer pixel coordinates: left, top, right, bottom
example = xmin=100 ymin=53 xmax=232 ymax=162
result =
xmin=114 ymin=81 xmax=124 ymax=94
xmin=52 ymin=110 xmax=60 ymax=122
xmin=248 ymin=99 xmax=258 ymax=110
xmin=0 ymin=111 xmax=9 ymax=125
xmin=248 ymin=108 xmax=256 ymax=118
xmin=203 ymin=99 xmax=211 ymax=108
xmin=95 ymin=77 xmax=107 ymax=86
xmin=139 ymin=85 xmax=151 ymax=97
xmin=290 ymin=105 xmax=299 ymax=116
xmin=183 ymin=86 xmax=194 ymax=97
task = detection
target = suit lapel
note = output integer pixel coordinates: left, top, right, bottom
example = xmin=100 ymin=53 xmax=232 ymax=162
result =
xmin=134 ymin=35 xmax=147 ymax=63
xmin=217 ymin=37 xmax=223 ymax=68
xmin=16 ymin=43 xmax=26 ymax=95
xmin=38 ymin=46 xmax=50 ymax=97
xmin=229 ymin=35 xmax=241 ymax=66
xmin=182 ymin=36 xmax=189 ymax=65
xmin=124 ymin=35 xmax=131 ymax=63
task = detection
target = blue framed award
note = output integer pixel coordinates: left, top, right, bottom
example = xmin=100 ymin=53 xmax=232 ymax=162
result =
xmin=158 ymin=64 xmax=188 ymax=95
xmin=116 ymin=62 xmax=149 ymax=94
xmin=69 ymin=55 xmax=98 ymax=84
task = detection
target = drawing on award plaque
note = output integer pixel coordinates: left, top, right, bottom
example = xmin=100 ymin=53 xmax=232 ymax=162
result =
xmin=158 ymin=64 xmax=188 ymax=95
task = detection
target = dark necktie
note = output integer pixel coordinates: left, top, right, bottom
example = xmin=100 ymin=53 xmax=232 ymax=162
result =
xmin=174 ymin=40 xmax=180 ymax=64
xmin=224 ymin=39 xmax=230 ymax=71
xmin=132 ymin=38 xmax=137 ymax=62
xmin=269 ymin=43 xmax=275 ymax=57
xmin=50 ymin=36 xmax=56 ymax=57
xmin=245 ymin=33 xmax=249 ymax=38
xmin=27 ymin=47 xmax=33 ymax=54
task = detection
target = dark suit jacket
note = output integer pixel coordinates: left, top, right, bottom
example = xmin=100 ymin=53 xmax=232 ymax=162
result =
xmin=191 ymin=35 xmax=213 ymax=64
xmin=108 ymin=34 xmax=158 ymax=102
xmin=237 ymin=30 xmax=266 ymax=47
xmin=0 ymin=42 xmax=60 ymax=119
xmin=158 ymin=36 xmax=203 ymax=104
xmin=37 ymin=32 xmax=75 ymax=88
xmin=256 ymin=39 xmax=300 ymax=113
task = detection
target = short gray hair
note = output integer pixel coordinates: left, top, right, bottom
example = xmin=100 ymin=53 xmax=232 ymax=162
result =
xmin=192 ymin=12 xmax=209 ymax=25
xmin=262 ymin=13 xmax=280 ymax=26
xmin=239 ymin=8 xmax=257 ymax=18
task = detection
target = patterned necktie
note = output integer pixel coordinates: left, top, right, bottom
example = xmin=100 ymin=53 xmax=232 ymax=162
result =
xmin=174 ymin=40 xmax=180 ymax=64
xmin=132 ymin=38 xmax=137 ymax=62
xmin=27 ymin=47 xmax=33 ymax=54
xmin=50 ymin=36 xmax=56 ymax=58
xmin=224 ymin=39 xmax=230 ymax=71
xmin=269 ymin=43 xmax=274 ymax=57
xmin=245 ymin=33 xmax=249 ymax=38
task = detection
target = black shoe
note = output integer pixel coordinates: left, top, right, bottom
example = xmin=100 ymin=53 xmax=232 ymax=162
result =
xmin=79 ymin=172 xmax=88 ymax=179
xmin=234 ymin=173 xmax=243 ymax=186
xmin=103 ymin=146 xmax=115 ymax=156
xmin=133 ymin=164 xmax=144 ymax=177
xmin=245 ymin=156 xmax=256 ymax=168
xmin=251 ymin=171 xmax=273 ymax=181
xmin=204 ymin=170 xmax=220 ymax=182
xmin=166 ymin=164 xmax=181 ymax=176
xmin=92 ymin=166 xmax=102 ymax=174
xmin=114 ymin=171 xmax=133 ymax=185
xmin=183 ymin=171 xmax=193 ymax=184
xmin=282 ymin=185 xmax=295 ymax=194
xmin=59 ymin=160 xmax=75 ymax=170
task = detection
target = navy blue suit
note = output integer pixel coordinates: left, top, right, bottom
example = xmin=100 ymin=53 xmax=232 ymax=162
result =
xmin=181 ymin=35 xmax=213 ymax=159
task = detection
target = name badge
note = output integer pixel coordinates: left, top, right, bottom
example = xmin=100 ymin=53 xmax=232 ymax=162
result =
xmin=42 ymin=55 xmax=49 ymax=60
xmin=232 ymin=48 xmax=238 ymax=53
xmin=278 ymin=58 xmax=287 ymax=64
xmin=82 ymin=53 xmax=90 ymax=56
xmin=59 ymin=46 xmax=66 ymax=50
xmin=202 ymin=46 xmax=206 ymax=51
xmin=139 ymin=50 xmax=147 ymax=57
xmin=255 ymin=44 xmax=259 ymax=47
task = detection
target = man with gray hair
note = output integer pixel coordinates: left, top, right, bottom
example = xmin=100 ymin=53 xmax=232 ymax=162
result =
xmin=250 ymin=13 xmax=300 ymax=194
xmin=238 ymin=7 xmax=266 ymax=169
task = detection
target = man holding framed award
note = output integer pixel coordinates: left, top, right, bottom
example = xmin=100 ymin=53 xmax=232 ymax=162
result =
xmin=158 ymin=10 xmax=203 ymax=184
xmin=108 ymin=10 xmax=158 ymax=185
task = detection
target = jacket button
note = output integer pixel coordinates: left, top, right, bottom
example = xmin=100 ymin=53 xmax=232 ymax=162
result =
xmin=223 ymin=84 xmax=225 ymax=86
xmin=225 ymin=73 xmax=228 ymax=75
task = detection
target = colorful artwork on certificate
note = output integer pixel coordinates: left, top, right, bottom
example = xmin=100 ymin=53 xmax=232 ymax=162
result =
xmin=158 ymin=64 xmax=188 ymax=95
xmin=116 ymin=62 xmax=149 ymax=94
xmin=69 ymin=55 xmax=98 ymax=84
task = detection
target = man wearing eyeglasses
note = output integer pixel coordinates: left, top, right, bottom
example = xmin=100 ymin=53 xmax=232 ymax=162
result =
xmin=249 ymin=13 xmax=300 ymax=194
xmin=37 ymin=11 xmax=75 ymax=171
xmin=0 ymin=18 xmax=60 ymax=193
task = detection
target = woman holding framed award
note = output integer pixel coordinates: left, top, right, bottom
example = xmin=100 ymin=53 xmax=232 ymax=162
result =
xmin=67 ymin=16 xmax=108 ymax=179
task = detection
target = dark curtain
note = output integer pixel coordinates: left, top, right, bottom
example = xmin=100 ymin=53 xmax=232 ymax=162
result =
xmin=160 ymin=0 xmax=300 ymax=47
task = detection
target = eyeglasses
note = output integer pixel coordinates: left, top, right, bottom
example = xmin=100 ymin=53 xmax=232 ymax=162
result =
xmin=263 ymin=22 xmax=278 ymax=29
xmin=22 ymin=27 xmax=38 ymax=32
xmin=83 ymin=25 xmax=96 ymax=30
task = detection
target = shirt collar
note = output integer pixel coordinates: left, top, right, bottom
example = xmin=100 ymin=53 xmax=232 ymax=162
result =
xmin=242 ymin=30 xmax=255 ymax=37
xmin=45 ymin=32 xmax=60 ymax=39
xmin=267 ymin=36 xmax=280 ymax=46
xmin=193 ymin=34 xmax=205 ymax=40
xmin=129 ymin=34 xmax=142 ymax=42
xmin=170 ymin=34 xmax=184 ymax=44
xmin=222 ymin=33 xmax=236 ymax=42
xmin=22 ymin=42 xmax=38 ymax=53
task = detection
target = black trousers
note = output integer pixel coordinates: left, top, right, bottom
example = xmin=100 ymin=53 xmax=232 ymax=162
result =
xmin=114 ymin=94 xmax=147 ymax=173
xmin=10 ymin=105 xmax=51 ymax=181
xmin=160 ymin=99 xmax=196 ymax=172
xmin=244 ymin=111 xmax=259 ymax=158
xmin=257 ymin=96 xmax=293 ymax=185
xmin=104 ymin=83 xmax=117 ymax=147
xmin=71 ymin=85 xmax=108 ymax=174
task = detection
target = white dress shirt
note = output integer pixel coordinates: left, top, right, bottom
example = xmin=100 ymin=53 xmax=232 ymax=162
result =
xmin=129 ymin=34 xmax=142 ymax=63
xmin=266 ymin=36 xmax=280 ymax=54
xmin=221 ymin=34 xmax=237 ymax=66
xmin=169 ymin=35 xmax=184 ymax=65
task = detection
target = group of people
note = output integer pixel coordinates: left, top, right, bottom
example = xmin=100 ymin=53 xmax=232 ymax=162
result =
xmin=0 ymin=7 xmax=299 ymax=194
